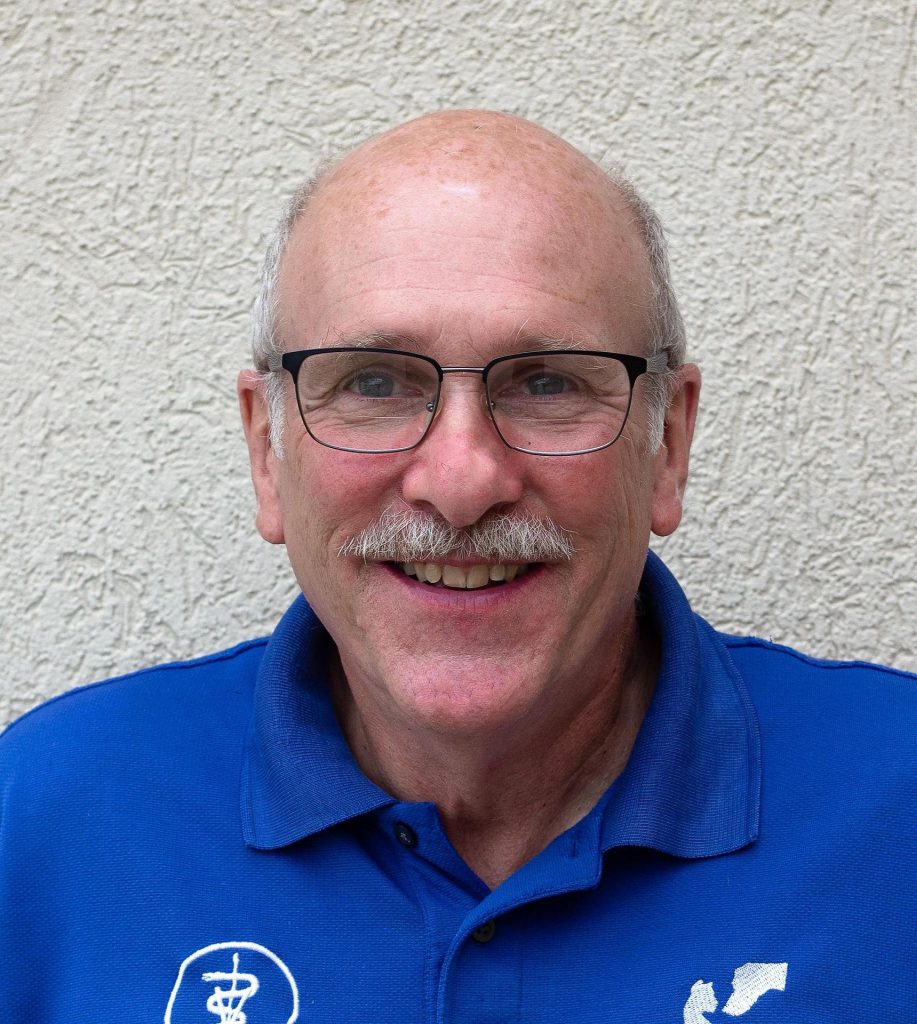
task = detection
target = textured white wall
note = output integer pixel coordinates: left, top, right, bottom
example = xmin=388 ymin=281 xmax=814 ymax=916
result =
xmin=1 ymin=0 xmax=914 ymax=727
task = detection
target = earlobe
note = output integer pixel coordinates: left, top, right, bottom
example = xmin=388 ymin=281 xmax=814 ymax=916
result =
xmin=237 ymin=369 xmax=286 ymax=545
xmin=650 ymin=364 xmax=701 ymax=538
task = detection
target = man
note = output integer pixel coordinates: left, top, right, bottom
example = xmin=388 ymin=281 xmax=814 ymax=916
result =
xmin=1 ymin=111 xmax=914 ymax=1022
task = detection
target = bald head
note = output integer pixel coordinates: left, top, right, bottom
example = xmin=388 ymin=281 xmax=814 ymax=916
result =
xmin=314 ymin=110 xmax=627 ymax=234
xmin=252 ymin=110 xmax=686 ymax=452
xmin=332 ymin=108 xmax=593 ymax=169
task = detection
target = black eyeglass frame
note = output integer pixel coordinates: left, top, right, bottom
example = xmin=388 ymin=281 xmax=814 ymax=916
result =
xmin=267 ymin=346 xmax=669 ymax=456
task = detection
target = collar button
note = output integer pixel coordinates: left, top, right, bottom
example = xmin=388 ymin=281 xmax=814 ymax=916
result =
xmin=394 ymin=822 xmax=418 ymax=848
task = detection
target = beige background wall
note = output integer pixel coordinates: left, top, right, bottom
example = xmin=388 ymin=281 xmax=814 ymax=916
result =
xmin=2 ymin=0 xmax=915 ymax=727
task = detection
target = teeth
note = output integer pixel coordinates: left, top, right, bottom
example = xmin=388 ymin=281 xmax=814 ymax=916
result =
xmin=465 ymin=565 xmax=490 ymax=589
xmin=400 ymin=562 xmax=530 ymax=589
xmin=441 ymin=564 xmax=467 ymax=588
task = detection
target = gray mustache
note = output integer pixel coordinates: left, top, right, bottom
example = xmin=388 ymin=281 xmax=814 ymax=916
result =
xmin=338 ymin=508 xmax=576 ymax=563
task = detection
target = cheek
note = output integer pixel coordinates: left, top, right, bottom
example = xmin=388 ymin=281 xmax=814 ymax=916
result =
xmin=276 ymin=445 xmax=404 ymax=565
xmin=540 ymin=441 xmax=653 ymax=539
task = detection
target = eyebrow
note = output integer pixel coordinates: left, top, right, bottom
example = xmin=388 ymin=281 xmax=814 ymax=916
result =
xmin=330 ymin=331 xmax=426 ymax=351
xmin=512 ymin=332 xmax=587 ymax=353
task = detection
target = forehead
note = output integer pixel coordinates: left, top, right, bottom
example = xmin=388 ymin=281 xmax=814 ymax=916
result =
xmin=276 ymin=125 xmax=653 ymax=354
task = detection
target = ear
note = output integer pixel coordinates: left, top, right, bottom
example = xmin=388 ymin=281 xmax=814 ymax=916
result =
xmin=237 ymin=369 xmax=286 ymax=545
xmin=650 ymin=363 xmax=701 ymax=537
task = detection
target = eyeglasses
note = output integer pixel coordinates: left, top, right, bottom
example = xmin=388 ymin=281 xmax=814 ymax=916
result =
xmin=268 ymin=347 xmax=668 ymax=456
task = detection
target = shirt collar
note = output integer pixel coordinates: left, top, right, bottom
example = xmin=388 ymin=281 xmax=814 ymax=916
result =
xmin=241 ymin=598 xmax=394 ymax=849
xmin=242 ymin=552 xmax=761 ymax=858
xmin=597 ymin=551 xmax=761 ymax=857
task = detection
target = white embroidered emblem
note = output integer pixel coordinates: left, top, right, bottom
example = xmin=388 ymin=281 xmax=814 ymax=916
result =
xmin=203 ymin=952 xmax=260 ymax=1022
xmin=683 ymin=962 xmax=788 ymax=1021
xmin=165 ymin=942 xmax=299 ymax=1024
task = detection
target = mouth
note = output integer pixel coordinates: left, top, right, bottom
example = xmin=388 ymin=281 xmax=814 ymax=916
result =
xmin=395 ymin=561 xmax=532 ymax=590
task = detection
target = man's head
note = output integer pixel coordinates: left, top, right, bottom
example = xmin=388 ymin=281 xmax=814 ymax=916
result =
xmin=239 ymin=110 xmax=699 ymax=738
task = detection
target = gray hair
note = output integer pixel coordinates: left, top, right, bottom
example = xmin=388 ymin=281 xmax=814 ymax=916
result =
xmin=610 ymin=173 xmax=687 ymax=450
xmin=250 ymin=178 xmax=319 ymax=456
xmin=338 ymin=506 xmax=575 ymax=563
xmin=250 ymin=166 xmax=686 ymax=457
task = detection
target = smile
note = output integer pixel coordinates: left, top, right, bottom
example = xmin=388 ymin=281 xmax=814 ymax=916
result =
xmin=399 ymin=562 xmax=531 ymax=589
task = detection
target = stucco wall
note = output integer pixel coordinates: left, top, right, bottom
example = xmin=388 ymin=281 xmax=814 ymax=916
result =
xmin=1 ymin=0 xmax=914 ymax=727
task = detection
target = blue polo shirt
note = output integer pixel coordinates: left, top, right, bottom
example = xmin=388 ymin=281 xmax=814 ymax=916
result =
xmin=1 ymin=554 xmax=914 ymax=1022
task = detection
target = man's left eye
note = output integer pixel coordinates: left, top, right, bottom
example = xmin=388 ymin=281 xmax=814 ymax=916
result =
xmin=526 ymin=374 xmax=570 ymax=396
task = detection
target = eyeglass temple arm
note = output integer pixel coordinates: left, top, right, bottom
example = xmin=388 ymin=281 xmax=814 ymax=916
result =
xmin=645 ymin=352 xmax=669 ymax=374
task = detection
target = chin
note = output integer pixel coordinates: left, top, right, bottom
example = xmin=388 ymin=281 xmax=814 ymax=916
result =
xmin=387 ymin=660 xmax=546 ymax=737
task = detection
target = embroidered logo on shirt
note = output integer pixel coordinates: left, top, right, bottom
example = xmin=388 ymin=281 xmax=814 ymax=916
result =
xmin=683 ymin=962 xmax=788 ymax=1021
xmin=164 ymin=942 xmax=299 ymax=1023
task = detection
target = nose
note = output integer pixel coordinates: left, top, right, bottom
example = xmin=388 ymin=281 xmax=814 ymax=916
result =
xmin=400 ymin=379 xmax=526 ymax=528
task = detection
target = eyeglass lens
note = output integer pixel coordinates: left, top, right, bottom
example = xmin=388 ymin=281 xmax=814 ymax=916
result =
xmin=295 ymin=350 xmax=436 ymax=452
xmin=487 ymin=352 xmax=633 ymax=454
xmin=293 ymin=350 xmax=634 ymax=454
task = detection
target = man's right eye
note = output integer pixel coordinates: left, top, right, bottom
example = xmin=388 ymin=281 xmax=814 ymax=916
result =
xmin=524 ymin=373 xmax=571 ymax=397
xmin=350 ymin=371 xmax=396 ymax=398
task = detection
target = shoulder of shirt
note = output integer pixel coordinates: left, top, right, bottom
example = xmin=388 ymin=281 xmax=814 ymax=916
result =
xmin=716 ymin=630 xmax=916 ymax=685
xmin=713 ymin=629 xmax=917 ymax=731
xmin=0 ymin=636 xmax=270 ymax=746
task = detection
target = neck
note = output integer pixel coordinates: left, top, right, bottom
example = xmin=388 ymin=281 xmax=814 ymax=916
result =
xmin=331 ymin=613 xmax=658 ymax=889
